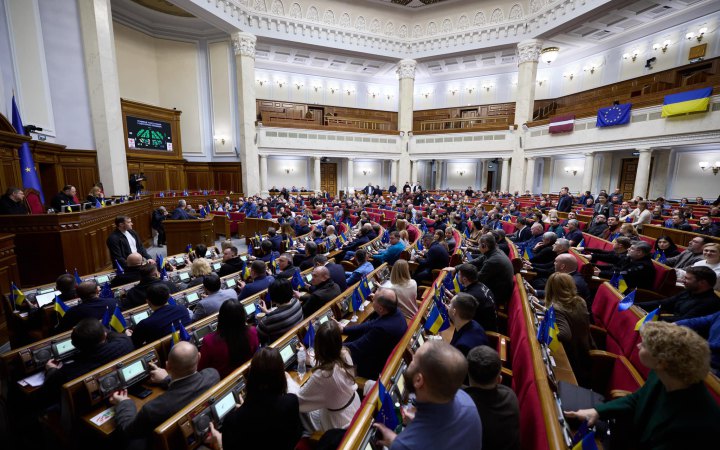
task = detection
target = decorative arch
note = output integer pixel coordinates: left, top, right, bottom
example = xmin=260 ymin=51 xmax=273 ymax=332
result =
xmin=288 ymin=2 xmax=301 ymax=18
xmin=490 ymin=8 xmax=504 ymax=24
xmin=457 ymin=15 xmax=469 ymax=30
xmin=509 ymin=4 xmax=523 ymax=20
xmin=413 ymin=24 xmax=423 ymax=37
xmin=254 ymin=0 xmax=267 ymax=12
xmin=339 ymin=13 xmax=351 ymax=28
xmin=474 ymin=11 xmax=486 ymax=27
xmin=323 ymin=10 xmax=334 ymax=25
xmin=306 ymin=5 xmax=319 ymax=21
xmin=530 ymin=0 xmax=544 ymax=13
xmin=427 ymin=21 xmax=437 ymax=36
xmin=370 ymin=18 xmax=381 ymax=33
xmin=355 ymin=15 xmax=366 ymax=31
xmin=398 ymin=24 xmax=408 ymax=38
xmin=442 ymin=18 xmax=452 ymax=33
xmin=270 ymin=0 xmax=284 ymax=15
xmin=385 ymin=21 xmax=394 ymax=35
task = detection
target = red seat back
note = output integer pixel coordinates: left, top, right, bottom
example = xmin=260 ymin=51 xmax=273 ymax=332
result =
xmin=24 ymin=189 xmax=44 ymax=214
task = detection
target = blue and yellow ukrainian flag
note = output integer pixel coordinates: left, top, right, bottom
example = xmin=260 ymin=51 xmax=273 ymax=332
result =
xmin=634 ymin=307 xmax=659 ymax=331
xmin=302 ymin=321 xmax=316 ymax=348
xmin=609 ymin=272 xmax=628 ymax=293
xmin=546 ymin=306 xmax=561 ymax=352
xmin=54 ymin=295 xmax=70 ymax=317
xmin=350 ymin=288 xmax=363 ymax=313
xmin=177 ymin=321 xmax=191 ymax=341
xmin=10 ymin=282 xmax=25 ymax=308
xmin=376 ymin=380 xmax=399 ymax=430
xmin=424 ymin=296 xmax=450 ymax=334
xmin=359 ymin=276 xmax=372 ymax=300
xmin=185 ymin=243 xmax=193 ymax=254
xmin=103 ymin=305 xmax=127 ymax=333
xmin=652 ymin=250 xmax=667 ymax=264
xmin=291 ymin=268 xmax=306 ymax=290
xmin=661 ymin=87 xmax=712 ymax=117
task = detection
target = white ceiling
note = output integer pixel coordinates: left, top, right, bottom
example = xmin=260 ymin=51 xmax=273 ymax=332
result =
xmin=112 ymin=0 xmax=718 ymax=81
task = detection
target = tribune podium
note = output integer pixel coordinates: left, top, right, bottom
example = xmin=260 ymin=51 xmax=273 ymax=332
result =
xmin=165 ymin=218 xmax=215 ymax=255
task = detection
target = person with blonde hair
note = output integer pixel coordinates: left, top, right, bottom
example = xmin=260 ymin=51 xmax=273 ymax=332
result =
xmin=689 ymin=243 xmax=720 ymax=290
xmin=382 ymin=259 xmax=418 ymax=319
xmin=186 ymin=258 xmax=212 ymax=288
xmin=398 ymin=229 xmax=410 ymax=246
xmin=618 ymin=222 xmax=640 ymax=241
xmin=545 ymin=273 xmax=594 ymax=386
xmin=566 ymin=321 xmax=720 ymax=448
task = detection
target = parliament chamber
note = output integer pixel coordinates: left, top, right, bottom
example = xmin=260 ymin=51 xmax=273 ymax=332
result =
xmin=1 ymin=0 xmax=720 ymax=449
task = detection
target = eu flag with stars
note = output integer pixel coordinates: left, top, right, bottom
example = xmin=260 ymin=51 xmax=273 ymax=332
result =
xmin=375 ymin=380 xmax=399 ymax=431
xmin=11 ymin=96 xmax=45 ymax=203
xmin=597 ymin=103 xmax=631 ymax=128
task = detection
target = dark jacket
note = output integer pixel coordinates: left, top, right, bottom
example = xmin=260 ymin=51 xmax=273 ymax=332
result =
xmin=268 ymin=234 xmax=283 ymax=252
xmin=529 ymin=244 xmax=556 ymax=266
xmin=325 ymin=263 xmax=348 ymax=292
xmin=557 ymin=194 xmax=573 ymax=213
xmin=238 ymin=275 xmax=275 ymax=301
xmin=510 ymin=227 xmax=532 ymax=243
xmin=111 ymin=266 xmax=143 ymax=288
xmin=0 ymin=194 xmax=28 ymax=214
xmin=593 ymin=202 xmax=613 ymax=219
xmin=469 ymin=249 xmax=514 ymax=306
xmin=275 ymin=264 xmax=297 ymax=279
xmin=450 ymin=320 xmax=489 ymax=356
xmin=131 ymin=303 xmax=191 ymax=348
xmin=222 ymin=393 xmax=302 ymax=450
xmin=343 ymin=233 xmax=370 ymax=252
xmin=50 ymin=192 xmax=75 ymax=211
xmin=217 ymin=257 xmax=246 ymax=278
xmin=463 ymin=282 xmax=497 ymax=332
xmin=114 ymin=368 xmax=220 ymax=449
xmin=123 ymin=278 xmax=180 ymax=311
xmin=151 ymin=209 xmax=167 ymax=230
xmin=636 ymin=289 xmax=720 ymax=323
xmin=57 ymin=296 xmax=118 ymax=332
xmin=416 ymin=241 xmax=450 ymax=273
xmin=106 ymin=229 xmax=151 ymax=268
xmin=300 ymin=279 xmax=341 ymax=317
xmin=587 ymin=222 xmax=609 ymax=237
xmin=598 ymin=254 xmax=655 ymax=293
xmin=344 ymin=309 xmax=408 ymax=379
xmin=168 ymin=208 xmax=195 ymax=220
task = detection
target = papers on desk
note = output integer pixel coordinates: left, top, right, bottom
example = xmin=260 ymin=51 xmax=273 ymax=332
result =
xmin=90 ymin=407 xmax=115 ymax=426
xmin=362 ymin=300 xmax=370 ymax=308
xmin=18 ymin=371 xmax=45 ymax=387
xmin=339 ymin=319 xmax=350 ymax=327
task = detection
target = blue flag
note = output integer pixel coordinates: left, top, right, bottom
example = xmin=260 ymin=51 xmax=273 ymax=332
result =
xmin=618 ymin=289 xmax=636 ymax=311
xmin=11 ymin=96 xmax=44 ymax=203
xmin=114 ymin=259 xmax=124 ymax=276
xmin=99 ymin=282 xmax=114 ymax=299
xmin=168 ymin=295 xmax=177 ymax=306
xmin=74 ymin=268 xmax=82 ymax=286
xmin=303 ymin=321 xmax=316 ymax=348
xmin=291 ymin=268 xmax=307 ymax=290
xmin=177 ymin=321 xmax=191 ymax=342
xmin=596 ymin=103 xmax=632 ymax=127
xmin=381 ymin=229 xmax=390 ymax=244
xmin=350 ymin=288 xmax=363 ymax=313
xmin=95 ymin=198 xmax=102 ymax=208
xmin=199 ymin=206 xmax=206 ymax=218
xmin=375 ymin=380 xmax=399 ymax=431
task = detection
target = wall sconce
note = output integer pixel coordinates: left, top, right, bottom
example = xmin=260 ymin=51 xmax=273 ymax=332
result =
xmin=408 ymin=131 xmax=413 ymax=137
xmin=386 ymin=93 xmax=393 ymax=100
xmin=399 ymin=131 xmax=406 ymax=137
xmin=456 ymin=170 xmax=465 ymax=176
xmin=329 ymin=87 xmax=338 ymax=94
xmin=564 ymin=166 xmax=580 ymax=176
xmin=563 ymin=73 xmax=574 ymax=80
xmin=467 ymin=87 xmax=475 ymax=94
xmin=623 ymin=50 xmax=640 ymax=62
xmin=537 ymin=79 xmax=547 ymax=86
xmin=294 ymin=83 xmax=303 ymax=90
xmin=699 ymin=161 xmax=720 ymax=175
xmin=449 ymin=88 xmax=458 ymax=96
xmin=368 ymin=90 xmax=379 ymax=98
xmin=583 ymin=65 xmax=597 ymax=74
xmin=213 ymin=135 xmax=226 ymax=145
xmin=653 ymin=40 xmax=671 ymax=53
xmin=541 ymin=47 xmax=560 ymax=64
xmin=346 ymin=89 xmax=355 ymax=96
xmin=362 ymin=169 xmax=371 ymax=176
xmin=313 ymin=85 xmax=322 ymax=92
xmin=257 ymin=79 xmax=268 ymax=86
xmin=482 ymin=84 xmax=493 ymax=92
xmin=422 ymin=91 xmax=432 ymax=98
xmin=686 ymin=27 xmax=707 ymax=42
xmin=284 ymin=167 xmax=295 ymax=174
xmin=276 ymin=80 xmax=285 ymax=88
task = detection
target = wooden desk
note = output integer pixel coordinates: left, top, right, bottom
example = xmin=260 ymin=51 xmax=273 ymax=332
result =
xmin=165 ymin=218 xmax=215 ymax=255
xmin=82 ymin=384 xmax=164 ymax=437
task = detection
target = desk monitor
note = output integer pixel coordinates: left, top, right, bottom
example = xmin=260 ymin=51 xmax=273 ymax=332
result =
xmin=225 ymin=278 xmax=237 ymax=288
xmin=240 ymin=255 xmax=247 ymax=262
xmin=185 ymin=292 xmax=200 ymax=305
xmin=211 ymin=391 xmax=236 ymax=424
xmin=244 ymin=302 xmax=256 ymax=317
xmin=131 ymin=310 xmax=150 ymax=326
xmin=395 ymin=370 xmax=406 ymax=397
xmin=178 ymin=271 xmax=190 ymax=282
xmin=37 ymin=287 xmax=55 ymax=295
xmin=174 ymin=257 xmax=186 ymax=265
xmin=317 ymin=313 xmax=330 ymax=325
xmin=279 ymin=344 xmax=295 ymax=365
xmin=36 ymin=291 xmax=60 ymax=307
xmin=212 ymin=262 xmax=222 ymax=271
xmin=193 ymin=325 xmax=213 ymax=345
xmin=367 ymin=280 xmax=375 ymax=291
xmin=119 ymin=359 xmax=146 ymax=385
xmin=305 ymin=274 xmax=313 ymax=283
xmin=95 ymin=275 xmax=110 ymax=285
xmin=98 ymin=371 xmax=122 ymax=397
xmin=52 ymin=338 xmax=76 ymax=359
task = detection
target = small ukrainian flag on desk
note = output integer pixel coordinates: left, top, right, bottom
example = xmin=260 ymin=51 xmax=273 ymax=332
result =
xmin=661 ymin=87 xmax=712 ymax=117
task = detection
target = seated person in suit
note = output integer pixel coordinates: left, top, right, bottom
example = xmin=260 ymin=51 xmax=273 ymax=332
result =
xmin=110 ymin=342 xmax=220 ymax=450
xmin=464 ymin=346 xmax=521 ymax=450
xmin=123 ymin=264 xmax=180 ymax=311
xmin=168 ymin=199 xmax=196 ymax=220
xmin=296 ymin=242 xmax=318 ymax=271
xmin=42 ymin=319 xmax=133 ymax=406
xmin=110 ymin=252 xmax=145 ymax=288
xmin=463 ymin=234 xmax=514 ymax=307
xmin=275 ymin=253 xmax=297 ymax=279
xmin=340 ymin=224 xmax=372 ymax=260
xmin=50 ymin=184 xmax=76 ymax=212
xmin=448 ymin=293 xmax=489 ymax=356
xmin=258 ymin=240 xmax=280 ymax=263
xmin=340 ymin=288 xmax=407 ymax=379
xmin=256 ymin=205 xmax=272 ymax=220
xmin=0 ymin=187 xmax=28 ymax=215
xmin=56 ymin=280 xmax=117 ymax=332
xmin=257 ymin=278 xmax=304 ymax=344
xmin=412 ymin=233 xmax=450 ymax=284
xmin=295 ymin=266 xmax=341 ymax=317
xmin=345 ymin=249 xmax=374 ymax=286
xmin=107 ymin=215 xmax=152 ymax=268
xmin=591 ymin=241 xmax=655 ymax=293
xmin=130 ymin=283 xmax=191 ymax=348
xmin=456 ymin=264 xmax=497 ymax=333
xmin=509 ymin=217 xmax=532 ymax=243
xmin=564 ymin=219 xmax=584 ymax=247
xmin=191 ymin=273 xmax=238 ymax=322
xmin=636 ymin=267 xmax=720 ymax=323
xmin=294 ymin=217 xmax=311 ymax=236
xmin=217 ymin=246 xmax=246 ymax=277
xmin=371 ymin=231 xmax=405 ymax=267
xmin=267 ymin=227 xmax=283 ymax=252
xmin=314 ymin=254 xmax=348 ymax=292
xmin=237 ymin=260 xmax=275 ymax=302
xmin=55 ymin=273 xmax=78 ymax=302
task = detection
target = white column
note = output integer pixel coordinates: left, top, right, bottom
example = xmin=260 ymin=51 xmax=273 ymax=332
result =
xmin=525 ymin=157 xmax=536 ymax=194
xmin=634 ymin=148 xmax=653 ymax=199
xmin=390 ymin=159 xmax=398 ymax=188
xmin=397 ymin=60 xmax=416 ymax=187
xmin=77 ymin=0 xmax=129 ymax=196
xmin=313 ymin=156 xmax=321 ymax=192
xmin=347 ymin=157 xmax=354 ymax=193
xmin=501 ymin=158 xmax=510 ymax=192
xmin=434 ymin=160 xmax=443 ymax=189
xmin=411 ymin=160 xmax=419 ymax=184
xmin=259 ymin=155 xmax=268 ymax=194
xmin=509 ymin=39 xmax=543 ymax=193
xmin=232 ymin=32 xmax=260 ymax=196
xmin=581 ymin=152 xmax=595 ymax=193
xmin=592 ymin=152 xmax=602 ymax=194
xmin=479 ymin=160 xmax=488 ymax=191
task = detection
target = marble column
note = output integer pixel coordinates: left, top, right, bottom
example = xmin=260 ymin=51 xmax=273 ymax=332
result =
xmin=592 ymin=152 xmax=603 ymax=194
xmin=259 ymin=155 xmax=268 ymax=194
xmin=77 ymin=0 xmax=129 ymax=196
xmin=581 ymin=152 xmax=594 ymax=193
xmin=434 ymin=160 xmax=443 ymax=190
xmin=347 ymin=157 xmax=354 ymax=193
xmin=411 ymin=160 xmax=419 ymax=185
xmin=525 ymin=157 xmax=536 ymax=194
xmin=509 ymin=39 xmax=543 ymax=193
xmin=390 ymin=159 xmax=398 ymax=188
xmin=397 ymin=60 xmax=416 ymax=187
xmin=313 ymin=156 xmax=321 ymax=192
xmin=479 ymin=160 xmax=488 ymax=191
xmin=634 ymin=148 xmax=653 ymax=199
xmin=232 ymin=32 xmax=260 ymax=196
xmin=501 ymin=158 xmax=510 ymax=192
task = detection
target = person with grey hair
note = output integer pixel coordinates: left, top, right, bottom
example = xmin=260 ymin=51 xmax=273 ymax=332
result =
xmin=529 ymin=232 xmax=559 ymax=265
xmin=294 ymin=265 xmax=340 ymax=317
xmin=586 ymin=214 xmax=609 ymax=237
xmin=169 ymin=199 xmax=196 ymax=220
xmin=564 ymin=219 xmax=583 ymax=246
xmin=592 ymin=241 xmax=655 ymax=293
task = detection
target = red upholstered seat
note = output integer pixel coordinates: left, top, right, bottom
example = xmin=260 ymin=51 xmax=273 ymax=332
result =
xmin=651 ymin=261 xmax=676 ymax=294
xmin=501 ymin=221 xmax=516 ymax=235
xmin=24 ymin=188 xmax=44 ymax=214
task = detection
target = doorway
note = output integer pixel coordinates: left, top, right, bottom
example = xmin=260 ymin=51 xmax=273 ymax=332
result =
xmin=619 ymin=157 xmax=654 ymax=200
xmin=320 ymin=162 xmax=337 ymax=195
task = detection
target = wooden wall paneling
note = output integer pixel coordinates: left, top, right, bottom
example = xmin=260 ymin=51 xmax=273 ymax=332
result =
xmin=166 ymin=164 xmax=185 ymax=191
xmin=0 ymin=233 xmax=19 ymax=344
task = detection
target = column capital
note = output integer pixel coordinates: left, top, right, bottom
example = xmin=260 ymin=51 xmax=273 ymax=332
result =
xmin=312 ymin=156 xmax=321 ymax=161
xmin=347 ymin=157 xmax=355 ymax=161
xmin=583 ymin=151 xmax=594 ymax=157
xmin=526 ymin=156 xmax=536 ymax=161
xmin=231 ymin=32 xmax=257 ymax=58
xmin=636 ymin=147 xmax=652 ymax=153
xmin=396 ymin=59 xmax=417 ymax=80
xmin=502 ymin=157 xmax=510 ymax=162
xmin=259 ymin=154 xmax=268 ymax=160
xmin=517 ymin=39 xmax=543 ymax=65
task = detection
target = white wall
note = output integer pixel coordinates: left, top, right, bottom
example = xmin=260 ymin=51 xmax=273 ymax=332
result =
xmin=445 ymin=161 xmax=477 ymax=190
xmin=266 ymin=156 xmax=311 ymax=190
xmin=114 ymin=23 xmax=160 ymax=105
xmin=549 ymin=156 xmax=585 ymax=193
xmin=209 ymin=41 xmax=234 ymax=156
xmin=0 ymin=0 xmax=15 ymax=120
xmin=668 ymin=149 xmax=720 ymax=199
xmin=354 ymin=159 xmax=385 ymax=188
xmin=415 ymin=72 xmax=517 ymax=111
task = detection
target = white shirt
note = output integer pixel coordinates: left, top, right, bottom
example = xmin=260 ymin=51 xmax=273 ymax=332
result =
xmin=629 ymin=208 xmax=652 ymax=228
xmin=123 ymin=230 xmax=137 ymax=253
xmin=692 ymin=260 xmax=720 ymax=290
xmin=382 ymin=279 xmax=418 ymax=320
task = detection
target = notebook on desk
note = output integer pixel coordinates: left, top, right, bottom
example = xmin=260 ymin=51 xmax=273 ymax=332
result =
xmin=558 ymin=381 xmax=605 ymax=411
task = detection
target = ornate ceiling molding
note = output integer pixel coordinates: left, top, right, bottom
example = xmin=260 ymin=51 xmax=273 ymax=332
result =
xmin=173 ymin=0 xmax=609 ymax=59
xmin=396 ymin=59 xmax=417 ymax=80
xmin=231 ymin=31 xmax=257 ymax=57
xmin=517 ymin=39 xmax=543 ymax=65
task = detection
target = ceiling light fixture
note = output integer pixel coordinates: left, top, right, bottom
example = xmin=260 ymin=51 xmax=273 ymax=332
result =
xmin=540 ymin=47 xmax=560 ymax=64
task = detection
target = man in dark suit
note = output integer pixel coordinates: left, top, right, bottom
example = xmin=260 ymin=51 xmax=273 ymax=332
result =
xmin=636 ymin=267 xmax=720 ymax=322
xmin=107 ymin=215 xmax=151 ymax=268
xmin=238 ymin=261 xmax=275 ymax=302
xmin=341 ymin=288 xmax=407 ymax=379
xmin=456 ymin=264 xmax=497 ymax=333
xmin=275 ymin=253 xmax=297 ymax=279
xmin=295 ymin=242 xmax=319 ymax=271
xmin=130 ymin=283 xmax=190 ymax=348
xmin=340 ymin=224 xmax=372 ymax=260
xmin=111 ymin=341 xmax=220 ymax=450
xmin=314 ymin=254 xmax=348 ymax=292
xmin=373 ymin=185 xmax=383 ymax=197
xmin=168 ymin=200 xmax=195 ymax=220
xmin=412 ymin=233 xmax=450 ymax=284
xmin=50 ymin=185 xmax=76 ymax=212
xmin=56 ymin=280 xmax=117 ymax=332
xmin=592 ymin=194 xmax=613 ymax=222
xmin=411 ymin=182 xmax=422 ymax=193
xmin=0 ymin=187 xmax=28 ymax=215
xmin=295 ymin=266 xmax=341 ymax=317
xmin=217 ymin=246 xmax=246 ymax=277
xmin=466 ymin=234 xmax=514 ymax=307
xmin=123 ymin=264 xmax=180 ymax=311
xmin=509 ymin=217 xmax=532 ymax=243
xmin=448 ymin=293 xmax=489 ymax=356
xmin=557 ymin=187 xmax=573 ymax=213
xmin=363 ymin=183 xmax=374 ymax=196
xmin=591 ymin=241 xmax=655 ymax=294
xmin=111 ymin=252 xmax=145 ymax=287
xmin=267 ymin=227 xmax=283 ymax=252
xmin=388 ymin=183 xmax=397 ymax=194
